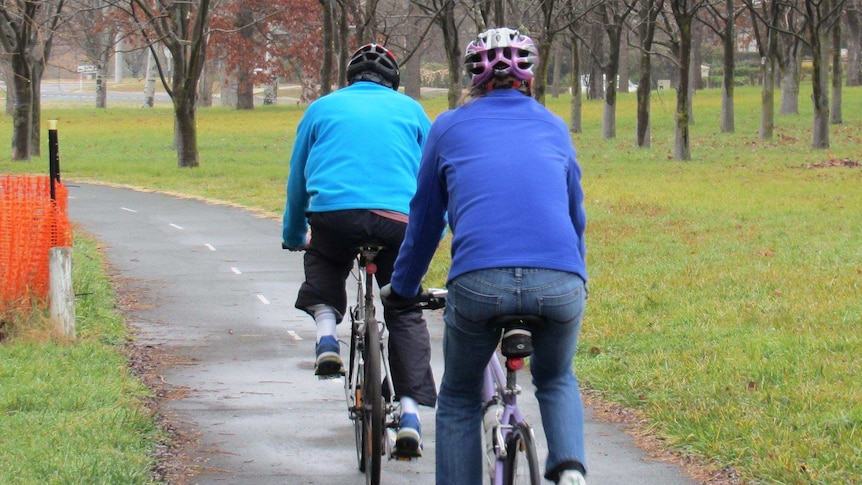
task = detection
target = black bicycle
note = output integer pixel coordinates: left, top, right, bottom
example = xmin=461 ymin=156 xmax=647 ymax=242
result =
xmin=344 ymin=245 xmax=417 ymax=484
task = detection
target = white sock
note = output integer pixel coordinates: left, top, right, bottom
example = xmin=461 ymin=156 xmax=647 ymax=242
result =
xmin=400 ymin=396 xmax=419 ymax=417
xmin=309 ymin=304 xmax=337 ymax=342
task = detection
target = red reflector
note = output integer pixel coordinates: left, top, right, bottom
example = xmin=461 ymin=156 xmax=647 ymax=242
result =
xmin=366 ymin=262 xmax=377 ymax=275
xmin=507 ymin=358 xmax=524 ymax=371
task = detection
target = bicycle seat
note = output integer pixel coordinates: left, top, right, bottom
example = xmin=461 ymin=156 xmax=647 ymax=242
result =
xmin=488 ymin=315 xmax=546 ymax=359
xmin=355 ymin=242 xmax=385 ymax=266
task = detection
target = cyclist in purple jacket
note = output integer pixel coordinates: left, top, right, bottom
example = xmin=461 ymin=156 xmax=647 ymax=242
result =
xmin=384 ymin=28 xmax=589 ymax=484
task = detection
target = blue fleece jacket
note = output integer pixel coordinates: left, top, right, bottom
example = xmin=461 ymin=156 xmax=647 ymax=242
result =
xmin=282 ymin=82 xmax=431 ymax=247
xmin=391 ymin=89 xmax=587 ymax=297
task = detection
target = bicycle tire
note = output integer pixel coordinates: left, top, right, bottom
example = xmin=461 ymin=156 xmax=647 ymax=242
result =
xmin=502 ymin=421 xmax=542 ymax=485
xmin=362 ymin=319 xmax=383 ymax=485
xmin=349 ymin=325 xmax=365 ymax=472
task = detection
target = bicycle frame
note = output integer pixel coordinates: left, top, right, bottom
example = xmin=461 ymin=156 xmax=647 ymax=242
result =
xmin=483 ymin=352 xmax=528 ymax=483
xmin=344 ymin=246 xmax=402 ymax=484
xmin=346 ymin=248 xmax=397 ymax=421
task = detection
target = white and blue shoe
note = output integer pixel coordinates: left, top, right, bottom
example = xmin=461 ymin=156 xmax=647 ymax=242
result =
xmin=314 ymin=335 xmax=344 ymax=378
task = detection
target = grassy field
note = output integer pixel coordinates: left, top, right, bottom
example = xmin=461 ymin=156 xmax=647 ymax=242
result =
xmin=2 ymin=83 xmax=861 ymax=484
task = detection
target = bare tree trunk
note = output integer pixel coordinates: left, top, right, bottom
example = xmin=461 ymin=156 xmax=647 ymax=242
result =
xmin=671 ymin=2 xmax=694 ymax=161
xmin=570 ymin=37 xmax=582 ymax=133
xmin=493 ymin=0 xmax=504 ymax=26
xmin=760 ymin=56 xmax=776 ymax=139
xmin=551 ymin=44 xmax=562 ymax=98
xmin=810 ymin=25 xmax=830 ymax=149
xmin=173 ymin=92 xmax=199 ymax=167
xmin=236 ymin=68 xmax=254 ymax=110
xmin=636 ymin=0 xmax=660 ymax=149
xmin=114 ymin=33 xmax=124 ymax=84
xmin=830 ymin=17 xmax=843 ymax=124
xmin=720 ymin=0 xmax=735 ymax=133
xmin=618 ymin=28 xmax=630 ymax=93
xmin=320 ymin=0 xmax=334 ymax=96
xmin=337 ymin=0 xmax=349 ymax=88
xmin=847 ymin=3 xmax=861 ymax=85
xmin=30 ymin=66 xmax=43 ymax=157
xmin=405 ymin=49 xmax=422 ymax=99
xmin=587 ymin=23 xmax=604 ymax=100
xmin=197 ymin=57 xmax=215 ymax=107
xmin=10 ymin=55 xmax=33 ymax=162
xmin=532 ymin=0 xmax=557 ymax=105
xmin=95 ymin=50 xmax=109 ymax=109
xmin=440 ymin=1 xmax=461 ymax=109
xmin=143 ymin=48 xmax=157 ymax=108
xmin=779 ymin=40 xmax=802 ymax=114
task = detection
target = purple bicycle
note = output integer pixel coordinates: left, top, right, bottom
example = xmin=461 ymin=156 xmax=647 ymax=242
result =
xmin=420 ymin=289 xmax=543 ymax=485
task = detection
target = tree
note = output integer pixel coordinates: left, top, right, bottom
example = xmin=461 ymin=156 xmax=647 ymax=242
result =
xmin=669 ymin=0 xmax=707 ymax=161
xmin=703 ymin=0 xmax=744 ymax=133
xmin=596 ymin=0 xmax=636 ymax=139
xmin=65 ymin=0 xmax=124 ymax=108
xmin=0 ymin=0 xmax=65 ymax=161
xmin=208 ymin=0 xmax=322 ymax=109
xmin=805 ymin=0 xmax=846 ymax=148
xmin=635 ymin=0 xmax=664 ymax=148
xmin=745 ymin=0 xmax=784 ymax=139
xmin=766 ymin=4 xmax=807 ymax=115
xmin=118 ymin=0 xmax=215 ymax=167
xmin=847 ymin=0 xmax=861 ymax=85
xmin=413 ymin=0 xmax=460 ymax=109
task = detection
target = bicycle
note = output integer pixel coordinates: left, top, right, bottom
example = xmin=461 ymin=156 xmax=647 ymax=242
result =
xmin=418 ymin=289 xmax=543 ymax=485
xmin=343 ymin=245 xmax=418 ymax=485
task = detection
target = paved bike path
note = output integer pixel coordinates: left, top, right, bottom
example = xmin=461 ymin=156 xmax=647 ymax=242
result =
xmin=68 ymin=183 xmax=700 ymax=485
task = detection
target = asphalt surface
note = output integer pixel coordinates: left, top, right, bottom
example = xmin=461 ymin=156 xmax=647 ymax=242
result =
xmin=67 ymin=182 xmax=702 ymax=485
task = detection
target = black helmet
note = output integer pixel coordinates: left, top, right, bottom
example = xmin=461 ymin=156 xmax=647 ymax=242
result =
xmin=347 ymin=43 xmax=401 ymax=90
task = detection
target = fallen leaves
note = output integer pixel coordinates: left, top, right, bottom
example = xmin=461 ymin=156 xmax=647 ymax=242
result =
xmin=804 ymin=158 xmax=861 ymax=168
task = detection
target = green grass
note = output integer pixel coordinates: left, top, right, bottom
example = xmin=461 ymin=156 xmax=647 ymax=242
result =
xmin=2 ymin=82 xmax=861 ymax=483
xmin=0 ymin=234 xmax=159 ymax=484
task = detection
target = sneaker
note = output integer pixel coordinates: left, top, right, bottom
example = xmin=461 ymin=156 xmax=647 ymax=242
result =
xmin=392 ymin=413 xmax=422 ymax=458
xmin=314 ymin=335 xmax=344 ymax=377
xmin=557 ymin=470 xmax=587 ymax=485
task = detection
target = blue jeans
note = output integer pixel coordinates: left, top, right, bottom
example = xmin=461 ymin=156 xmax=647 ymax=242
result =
xmin=435 ymin=268 xmax=587 ymax=485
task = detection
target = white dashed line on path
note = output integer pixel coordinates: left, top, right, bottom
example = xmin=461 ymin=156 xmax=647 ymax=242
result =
xmin=169 ymin=223 xmax=183 ymax=230
xmin=286 ymin=330 xmax=302 ymax=341
xmin=231 ymin=267 xmax=242 ymax=275
xmin=120 ymin=207 xmax=138 ymax=213
xmin=205 ymin=243 xmax=216 ymax=251
xmin=256 ymin=294 xmax=270 ymax=305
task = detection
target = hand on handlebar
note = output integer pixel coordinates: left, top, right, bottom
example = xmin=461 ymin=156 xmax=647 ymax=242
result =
xmin=380 ymin=284 xmax=425 ymax=312
xmin=381 ymin=285 xmax=447 ymax=312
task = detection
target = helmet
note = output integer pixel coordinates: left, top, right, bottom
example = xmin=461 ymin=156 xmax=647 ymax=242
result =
xmin=347 ymin=43 xmax=401 ymax=90
xmin=464 ymin=28 xmax=538 ymax=87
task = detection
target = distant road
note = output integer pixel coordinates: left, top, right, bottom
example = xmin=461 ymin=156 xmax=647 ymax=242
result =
xmin=39 ymin=81 xmax=172 ymax=105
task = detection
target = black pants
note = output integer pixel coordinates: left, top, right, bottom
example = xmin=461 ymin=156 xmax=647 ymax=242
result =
xmin=295 ymin=210 xmax=437 ymax=407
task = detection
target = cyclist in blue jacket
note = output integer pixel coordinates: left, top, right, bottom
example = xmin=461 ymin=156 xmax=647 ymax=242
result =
xmin=384 ymin=28 xmax=589 ymax=484
xmin=282 ymin=43 xmax=436 ymax=457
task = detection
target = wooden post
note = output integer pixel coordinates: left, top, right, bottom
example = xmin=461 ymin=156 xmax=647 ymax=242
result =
xmin=49 ymin=247 xmax=76 ymax=339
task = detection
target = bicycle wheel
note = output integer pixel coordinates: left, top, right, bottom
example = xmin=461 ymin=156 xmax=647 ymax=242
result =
xmin=362 ymin=319 xmax=383 ymax=485
xmin=502 ymin=421 xmax=542 ymax=485
xmin=349 ymin=325 xmax=365 ymax=472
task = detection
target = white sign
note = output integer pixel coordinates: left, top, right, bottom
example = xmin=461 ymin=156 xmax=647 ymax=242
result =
xmin=77 ymin=65 xmax=98 ymax=73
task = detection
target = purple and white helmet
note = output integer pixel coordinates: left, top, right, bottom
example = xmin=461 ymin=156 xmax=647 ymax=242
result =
xmin=465 ymin=28 xmax=539 ymax=86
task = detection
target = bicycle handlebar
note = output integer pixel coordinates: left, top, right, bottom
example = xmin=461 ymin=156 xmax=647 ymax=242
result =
xmin=417 ymin=288 xmax=447 ymax=311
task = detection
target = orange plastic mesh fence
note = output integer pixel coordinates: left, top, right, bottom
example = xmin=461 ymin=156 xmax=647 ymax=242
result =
xmin=0 ymin=175 xmax=73 ymax=318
